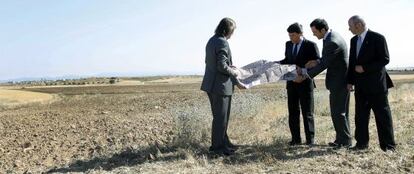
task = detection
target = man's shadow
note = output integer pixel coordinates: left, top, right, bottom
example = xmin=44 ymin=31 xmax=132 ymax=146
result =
xmin=221 ymin=140 xmax=336 ymax=165
xmin=46 ymin=142 xmax=205 ymax=173
xmin=46 ymin=139 xmax=336 ymax=173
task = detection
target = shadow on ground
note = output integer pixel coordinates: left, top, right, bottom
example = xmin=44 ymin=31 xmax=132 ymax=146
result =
xmin=46 ymin=139 xmax=337 ymax=173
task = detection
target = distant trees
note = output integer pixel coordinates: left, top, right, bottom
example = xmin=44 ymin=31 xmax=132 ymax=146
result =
xmin=109 ymin=77 xmax=118 ymax=84
xmin=6 ymin=77 xmax=121 ymax=86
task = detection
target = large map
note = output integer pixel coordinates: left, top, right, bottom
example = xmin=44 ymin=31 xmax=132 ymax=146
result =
xmin=234 ymin=60 xmax=297 ymax=88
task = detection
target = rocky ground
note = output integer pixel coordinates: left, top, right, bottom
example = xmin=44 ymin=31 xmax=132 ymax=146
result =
xmin=0 ymin=84 xmax=203 ymax=173
xmin=0 ymin=80 xmax=413 ymax=173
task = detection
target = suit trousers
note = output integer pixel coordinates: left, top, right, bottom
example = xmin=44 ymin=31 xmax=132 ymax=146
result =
xmin=354 ymin=90 xmax=396 ymax=150
xmin=287 ymin=84 xmax=315 ymax=143
xmin=329 ymin=87 xmax=352 ymax=145
xmin=207 ymin=93 xmax=232 ymax=149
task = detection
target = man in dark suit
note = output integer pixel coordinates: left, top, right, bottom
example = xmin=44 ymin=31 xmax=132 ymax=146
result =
xmin=347 ymin=15 xmax=396 ymax=151
xmin=277 ymin=23 xmax=320 ymax=146
xmin=201 ymin=18 xmax=246 ymax=156
xmin=300 ymin=18 xmax=352 ymax=149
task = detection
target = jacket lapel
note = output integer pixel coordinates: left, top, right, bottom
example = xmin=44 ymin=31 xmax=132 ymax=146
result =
xmin=322 ymin=32 xmax=331 ymax=55
xmin=296 ymin=39 xmax=305 ymax=57
xmin=288 ymin=42 xmax=294 ymax=62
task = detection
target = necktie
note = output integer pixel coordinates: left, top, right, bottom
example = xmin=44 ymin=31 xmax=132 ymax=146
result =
xmin=293 ymin=44 xmax=298 ymax=58
xmin=356 ymin=35 xmax=362 ymax=56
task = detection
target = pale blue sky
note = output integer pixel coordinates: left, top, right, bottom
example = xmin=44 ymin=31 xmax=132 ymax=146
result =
xmin=1 ymin=0 xmax=413 ymax=80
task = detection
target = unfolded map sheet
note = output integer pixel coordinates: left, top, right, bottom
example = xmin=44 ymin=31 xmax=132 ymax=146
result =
xmin=234 ymin=60 xmax=297 ymax=88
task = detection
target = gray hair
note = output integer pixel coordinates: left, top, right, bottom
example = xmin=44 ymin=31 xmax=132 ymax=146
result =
xmin=349 ymin=15 xmax=366 ymax=28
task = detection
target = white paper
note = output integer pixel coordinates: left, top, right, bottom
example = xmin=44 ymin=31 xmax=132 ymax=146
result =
xmin=234 ymin=60 xmax=297 ymax=88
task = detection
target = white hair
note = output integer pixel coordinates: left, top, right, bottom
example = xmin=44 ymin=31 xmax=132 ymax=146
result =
xmin=349 ymin=15 xmax=366 ymax=28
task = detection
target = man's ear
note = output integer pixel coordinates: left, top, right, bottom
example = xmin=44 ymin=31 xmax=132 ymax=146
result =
xmin=357 ymin=22 xmax=363 ymax=29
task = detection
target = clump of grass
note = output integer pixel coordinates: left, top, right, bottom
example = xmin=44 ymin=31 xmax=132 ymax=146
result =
xmin=169 ymin=96 xmax=211 ymax=148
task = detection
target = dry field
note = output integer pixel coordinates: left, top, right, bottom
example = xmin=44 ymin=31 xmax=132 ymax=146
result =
xmin=0 ymin=75 xmax=413 ymax=173
xmin=0 ymin=88 xmax=56 ymax=108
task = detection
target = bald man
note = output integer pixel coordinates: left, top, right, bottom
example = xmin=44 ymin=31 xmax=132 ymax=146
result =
xmin=347 ymin=15 xmax=396 ymax=152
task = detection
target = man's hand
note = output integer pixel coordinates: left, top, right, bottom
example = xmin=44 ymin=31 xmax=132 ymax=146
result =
xmin=237 ymin=83 xmax=247 ymax=89
xmin=305 ymin=60 xmax=318 ymax=69
xmin=293 ymin=75 xmax=305 ymax=83
xmin=296 ymin=66 xmax=302 ymax=75
xmin=355 ymin=65 xmax=364 ymax=73
xmin=229 ymin=65 xmax=239 ymax=77
xmin=347 ymin=84 xmax=354 ymax=91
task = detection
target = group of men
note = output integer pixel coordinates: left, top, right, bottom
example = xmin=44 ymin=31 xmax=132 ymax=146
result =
xmin=200 ymin=16 xmax=395 ymax=156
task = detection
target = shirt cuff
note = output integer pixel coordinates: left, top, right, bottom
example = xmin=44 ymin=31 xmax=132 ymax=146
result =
xmin=301 ymin=68 xmax=310 ymax=78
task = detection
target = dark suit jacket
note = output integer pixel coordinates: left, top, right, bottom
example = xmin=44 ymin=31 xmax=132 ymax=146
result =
xmin=279 ymin=38 xmax=320 ymax=90
xmin=308 ymin=31 xmax=349 ymax=91
xmin=347 ymin=30 xmax=393 ymax=94
xmin=201 ymin=34 xmax=238 ymax=96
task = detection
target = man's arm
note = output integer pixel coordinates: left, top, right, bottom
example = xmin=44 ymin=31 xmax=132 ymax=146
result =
xmin=304 ymin=41 xmax=321 ymax=69
xmin=347 ymin=48 xmax=356 ymax=91
xmin=216 ymin=40 xmax=238 ymax=77
xmin=347 ymin=39 xmax=356 ymax=85
xmin=360 ymin=34 xmax=390 ymax=73
xmin=307 ymin=41 xmax=339 ymax=78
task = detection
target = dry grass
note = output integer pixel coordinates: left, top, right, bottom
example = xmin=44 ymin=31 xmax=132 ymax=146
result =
xmin=0 ymin=89 xmax=55 ymax=107
xmin=0 ymin=74 xmax=413 ymax=173
xmin=115 ymin=80 xmax=144 ymax=86
xmin=118 ymin=76 xmax=414 ymax=174
xmin=146 ymin=76 xmax=202 ymax=84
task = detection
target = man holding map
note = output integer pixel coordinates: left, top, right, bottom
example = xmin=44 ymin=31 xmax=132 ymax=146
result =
xmin=300 ymin=18 xmax=352 ymax=149
xmin=276 ymin=23 xmax=320 ymax=146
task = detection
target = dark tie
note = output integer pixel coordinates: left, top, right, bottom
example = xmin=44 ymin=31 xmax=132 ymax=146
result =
xmin=293 ymin=44 xmax=298 ymax=58
xmin=356 ymin=35 xmax=362 ymax=57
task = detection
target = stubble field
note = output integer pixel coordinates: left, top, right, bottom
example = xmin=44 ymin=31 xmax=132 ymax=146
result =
xmin=0 ymin=75 xmax=413 ymax=173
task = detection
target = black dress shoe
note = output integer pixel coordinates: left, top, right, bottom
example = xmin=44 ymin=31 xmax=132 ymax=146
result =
xmin=209 ymin=146 xmax=235 ymax=155
xmin=209 ymin=146 xmax=235 ymax=152
xmin=333 ymin=143 xmax=352 ymax=150
xmin=209 ymin=146 xmax=214 ymax=152
xmin=350 ymin=144 xmax=368 ymax=151
xmin=381 ymin=146 xmax=396 ymax=152
xmin=289 ymin=141 xmax=302 ymax=146
xmin=328 ymin=141 xmax=339 ymax=147
xmin=214 ymin=148 xmax=234 ymax=156
xmin=306 ymin=140 xmax=316 ymax=146
xmin=227 ymin=142 xmax=240 ymax=150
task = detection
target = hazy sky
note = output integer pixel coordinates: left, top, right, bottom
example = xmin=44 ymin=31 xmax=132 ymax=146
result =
xmin=1 ymin=0 xmax=413 ymax=80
